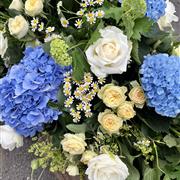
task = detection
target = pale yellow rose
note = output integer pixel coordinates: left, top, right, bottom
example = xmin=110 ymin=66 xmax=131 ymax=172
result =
xmin=98 ymin=109 xmax=123 ymax=135
xmin=117 ymin=101 xmax=136 ymax=120
xmin=129 ymin=86 xmax=146 ymax=108
xmin=61 ymin=133 xmax=87 ymax=155
xmin=66 ymin=165 xmax=79 ymax=176
xmin=25 ymin=0 xmax=43 ymax=16
xmin=98 ymin=84 xmax=127 ymax=108
xmin=80 ymin=150 xmax=97 ymax=165
xmin=8 ymin=15 xmax=29 ymax=39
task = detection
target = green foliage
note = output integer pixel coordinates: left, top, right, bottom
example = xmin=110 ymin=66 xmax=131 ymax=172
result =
xmin=70 ymin=47 xmax=90 ymax=82
xmin=163 ymin=134 xmax=178 ymax=148
xmin=66 ymin=123 xmax=87 ymax=134
xmin=121 ymin=0 xmax=147 ymax=38
xmin=29 ymin=135 xmax=67 ymax=173
xmin=132 ymin=18 xmax=153 ymax=40
xmin=143 ymin=167 xmax=161 ymax=180
xmin=85 ymin=21 xmax=104 ymax=49
xmin=137 ymin=107 xmax=171 ymax=133
xmin=102 ymin=6 xmax=122 ymax=23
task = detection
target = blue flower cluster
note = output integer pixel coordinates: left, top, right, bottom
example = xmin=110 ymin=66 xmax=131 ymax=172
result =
xmin=0 ymin=47 xmax=71 ymax=137
xmin=140 ymin=54 xmax=180 ymax=118
xmin=145 ymin=0 xmax=166 ymax=21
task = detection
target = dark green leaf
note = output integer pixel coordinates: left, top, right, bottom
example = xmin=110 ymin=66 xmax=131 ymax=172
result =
xmin=85 ymin=21 xmax=104 ymax=49
xmin=132 ymin=18 xmax=153 ymax=40
xmin=103 ymin=6 xmax=122 ymax=23
xmin=143 ymin=167 xmax=161 ymax=180
xmin=131 ymin=40 xmax=141 ymax=65
xmin=48 ymin=101 xmax=59 ymax=110
xmin=71 ymin=47 xmax=90 ymax=82
xmin=137 ymin=107 xmax=171 ymax=133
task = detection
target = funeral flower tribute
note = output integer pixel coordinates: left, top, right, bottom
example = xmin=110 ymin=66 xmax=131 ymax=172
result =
xmin=0 ymin=0 xmax=179 ymax=179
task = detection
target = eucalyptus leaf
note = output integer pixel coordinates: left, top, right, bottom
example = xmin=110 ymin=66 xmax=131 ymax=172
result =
xmin=66 ymin=123 xmax=87 ymax=133
xmin=163 ymin=134 xmax=177 ymax=148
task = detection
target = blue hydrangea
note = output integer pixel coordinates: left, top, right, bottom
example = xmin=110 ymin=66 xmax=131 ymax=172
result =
xmin=140 ymin=54 xmax=180 ymax=118
xmin=145 ymin=0 xmax=166 ymax=21
xmin=0 ymin=47 xmax=71 ymax=137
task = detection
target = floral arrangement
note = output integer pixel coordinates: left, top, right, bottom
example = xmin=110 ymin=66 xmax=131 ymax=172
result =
xmin=0 ymin=0 xmax=179 ymax=180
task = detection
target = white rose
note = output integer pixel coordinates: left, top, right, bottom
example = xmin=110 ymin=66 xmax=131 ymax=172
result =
xmin=66 ymin=165 xmax=79 ymax=176
xmin=25 ymin=0 xmax=44 ymax=17
xmin=8 ymin=15 xmax=29 ymax=39
xmin=0 ymin=125 xmax=23 ymax=151
xmin=0 ymin=32 xmax=8 ymax=58
xmin=9 ymin=0 xmax=23 ymax=11
xmin=61 ymin=133 xmax=87 ymax=155
xmin=157 ymin=0 xmax=179 ymax=31
xmin=86 ymin=154 xmax=129 ymax=180
xmin=86 ymin=26 xmax=132 ymax=77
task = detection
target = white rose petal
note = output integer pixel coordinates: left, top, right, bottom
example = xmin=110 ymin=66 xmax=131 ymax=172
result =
xmin=0 ymin=125 xmax=23 ymax=151
xmin=8 ymin=15 xmax=29 ymax=39
xmin=157 ymin=0 xmax=179 ymax=31
xmin=66 ymin=165 xmax=79 ymax=176
xmin=86 ymin=154 xmax=129 ymax=180
xmin=86 ymin=26 xmax=132 ymax=77
xmin=25 ymin=0 xmax=44 ymax=17
xmin=9 ymin=0 xmax=23 ymax=11
xmin=0 ymin=32 xmax=8 ymax=58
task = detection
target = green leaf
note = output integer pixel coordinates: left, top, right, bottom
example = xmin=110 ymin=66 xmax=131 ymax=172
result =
xmin=131 ymin=40 xmax=141 ymax=65
xmin=66 ymin=123 xmax=87 ymax=133
xmin=143 ymin=167 xmax=161 ymax=180
xmin=137 ymin=107 xmax=171 ymax=133
xmin=121 ymin=0 xmax=147 ymax=38
xmin=71 ymin=47 xmax=90 ymax=82
xmin=163 ymin=134 xmax=177 ymax=148
xmin=48 ymin=101 xmax=59 ymax=110
xmin=57 ymin=85 xmax=66 ymax=108
xmin=85 ymin=21 xmax=104 ymax=49
xmin=132 ymin=18 xmax=153 ymax=40
xmin=121 ymin=144 xmax=140 ymax=180
xmin=103 ymin=6 xmax=122 ymax=23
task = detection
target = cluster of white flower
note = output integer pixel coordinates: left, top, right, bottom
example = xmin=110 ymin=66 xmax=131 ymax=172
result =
xmin=63 ymin=72 xmax=105 ymax=122
xmin=59 ymin=0 xmax=105 ymax=29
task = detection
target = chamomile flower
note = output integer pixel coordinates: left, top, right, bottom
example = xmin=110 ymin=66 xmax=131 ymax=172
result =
xmin=60 ymin=17 xmax=69 ymax=28
xmin=85 ymin=111 xmax=93 ymax=118
xmin=38 ymin=22 xmax=44 ymax=31
xmin=70 ymin=109 xmax=81 ymax=123
xmin=75 ymin=19 xmax=83 ymax=29
xmin=45 ymin=26 xmax=55 ymax=34
xmin=95 ymin=0 xmax=104 ymax=5
xmin=64 ymin=96 xmax=74 ymax=108
xmin=88 ymin=0 xmax=95 ymax=6
xmin=95 ymin=10 xmax=105 ymax=18
xmin=86 ymin=12 xmax=96 ymax=24
xmin=84 ymin=73 xmax=93 ymax=84
xmin=98 ymin=77 xmax=106 ymax=85
xmin=31 ymin=25 xmax=37 ymax=32
xmin=81 ymin=1 xmax=88 ymax=8
xmin=76 ymin=103 xmax=83 ymax=111
xmin=77 ymin=9 xmax=85 ymax=16
xmin=31 ymin=17 xmax=39 ymax=27
xmin=74 ymin=90 xmax=81 ymax=99
xmin=83 ymin=103 xmax=91 ymax=112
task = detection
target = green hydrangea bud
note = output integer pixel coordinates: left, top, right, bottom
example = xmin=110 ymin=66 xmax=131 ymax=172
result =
xmin=31 ymin=159 xmax=39 ymax=170
xmin=50 ymin=38 xmax=72 ymax=66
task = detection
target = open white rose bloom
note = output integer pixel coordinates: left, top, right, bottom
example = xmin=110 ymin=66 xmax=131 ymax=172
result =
xmin=86 ymin=26 xmax=132 ymax=77
xmin=86 ymin=154 xmax=129 ymax=180
xmin=0 ymin=125 xmax=23 ymax=151
xmin=157 ymin=0 xmax=179 ymax=31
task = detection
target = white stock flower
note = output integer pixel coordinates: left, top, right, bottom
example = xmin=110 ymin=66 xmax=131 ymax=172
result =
xmin=157 ymin=0 xmax=179 ymax=31
xmin=0 ymin=32 xmax=8 ymax=58
xmin=9 ymin=0 xmax=23 ymax=11
xmin=0 ymin=125 xmax=23 ymax=151
xmin=66 ymin=165 xmax=79 ymax=176
xmin=86 ymin=154 xmax=129 ymax=180
xmin=25 ymin=0 xmax=44 ymax=17
xmin=86 ymin=26 xmax=132 ymax=77
xmin=8 ymin=15 xmax=29 ymax=39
